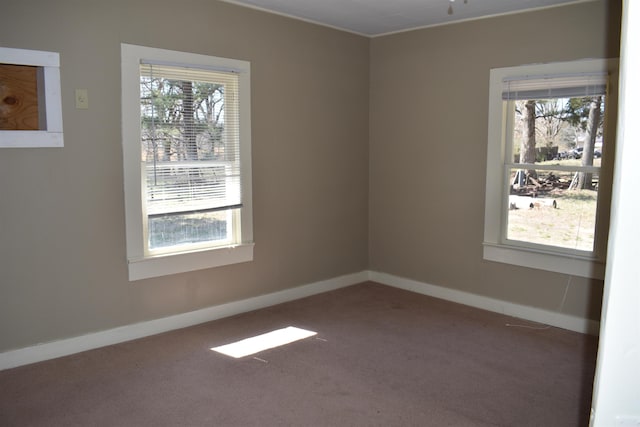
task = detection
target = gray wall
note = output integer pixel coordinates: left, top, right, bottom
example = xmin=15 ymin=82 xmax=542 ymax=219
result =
xmin=0 ymin=0 xmax=621 ymax=354
xmin=0 ymin=0 xmax=370 ymax=352
xmin=369 ymin=0 xmax=621 ymax=321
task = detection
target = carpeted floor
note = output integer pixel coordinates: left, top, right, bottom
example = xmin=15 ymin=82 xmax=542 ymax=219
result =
xmin=0 ymin=282 xmax=598 ymax=426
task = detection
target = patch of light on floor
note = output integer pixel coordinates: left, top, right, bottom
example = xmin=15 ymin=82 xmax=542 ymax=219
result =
xmin=211 ymin=326 xmax=317 ymax=358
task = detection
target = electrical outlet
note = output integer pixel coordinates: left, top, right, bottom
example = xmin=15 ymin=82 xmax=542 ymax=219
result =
xmin=75 ymin=89 xmax=88 ymax=109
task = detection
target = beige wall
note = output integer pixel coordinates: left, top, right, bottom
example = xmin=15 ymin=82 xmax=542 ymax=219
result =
xmin=0 ymin=0 xmax=369 ymax=352
xmin=369 ymin=0 xmax=621 ymax=321
xmin=0 ymin=0 xmax=622 ymax=354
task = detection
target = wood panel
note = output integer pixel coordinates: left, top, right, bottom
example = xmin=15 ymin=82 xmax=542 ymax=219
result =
xmin=0 ymin=64 xmax=40 ymax=130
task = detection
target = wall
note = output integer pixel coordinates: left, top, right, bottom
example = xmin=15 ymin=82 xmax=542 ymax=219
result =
xmin=0 ymin=0 xmax=623 ymax=356
xmin=369 ymin=0 xmax=622 ymax=322
xmin=592 ymin=0 xmax=640 ymax=422
xmin=0 ymin=0 xmax=370 ymax=352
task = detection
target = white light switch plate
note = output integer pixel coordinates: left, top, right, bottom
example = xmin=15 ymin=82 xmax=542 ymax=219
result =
xmin=75 ymin=89 xmax=88 ymax=109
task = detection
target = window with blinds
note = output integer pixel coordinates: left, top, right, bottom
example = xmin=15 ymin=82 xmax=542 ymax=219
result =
xmin=139 ymin=63 xmax=242 ymax=251
xmin=483 ymin=59 xmax=618 ymax=278
xmin=501 ymin=72 xmax=608 ymax=253
xmin=121 ymin=44 xmax=253 ymax=280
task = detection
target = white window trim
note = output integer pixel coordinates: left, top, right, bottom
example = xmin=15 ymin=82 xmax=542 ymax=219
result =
xmin=121 ymin=44 xmax=253 ymax=281
xmin=0 ymin=47 xmax=63 ymax=148
xmin=483 ymin=58 xmax=618 ymax=279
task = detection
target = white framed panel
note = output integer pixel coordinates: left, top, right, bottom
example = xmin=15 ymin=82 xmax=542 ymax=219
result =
xmin=0 ymin=47 xmax=63 ymax=148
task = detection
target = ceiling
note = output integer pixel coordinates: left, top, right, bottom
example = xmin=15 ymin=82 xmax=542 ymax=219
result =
xmin=220 ymin=0 xmax=590 ymax=37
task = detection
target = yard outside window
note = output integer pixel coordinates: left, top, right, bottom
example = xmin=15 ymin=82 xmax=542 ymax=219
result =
xmin=483 ymin=59 xmax=618 ymax=279
xmin=121 ymin=44 xmax=253 ymax=281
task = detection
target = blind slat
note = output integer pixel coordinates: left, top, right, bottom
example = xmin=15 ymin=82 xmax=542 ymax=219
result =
xmin=146 ymin=163 xmax=241 ymax=215
xmin=503 ymin=73 xmax=608 ymax=100
xmin=140 ymin=64 xmax=239 ymax=86
xmin=140 ymin=62 xmax=242 ymax=217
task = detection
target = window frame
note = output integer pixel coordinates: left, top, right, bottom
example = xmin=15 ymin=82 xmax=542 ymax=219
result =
xmin=0 ymin=47 xmax=63 ymax=148
xmin=483 ymin=58 xmax=618 ymax=279
xmin=121 ymin=44 xmax=253 ymax=281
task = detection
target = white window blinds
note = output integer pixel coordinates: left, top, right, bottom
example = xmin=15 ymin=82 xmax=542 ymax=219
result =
xmin=502 ymin=73 xmax=608 ymax=100
xmin=139 ymin=63 xmax=242 ymax=217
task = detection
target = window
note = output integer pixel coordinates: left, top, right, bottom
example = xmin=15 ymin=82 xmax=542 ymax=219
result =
xmin=0 ymin=47 xmax=63 ymax=148
xmin=121 ymin=44 xmax=253 ymax=281
xmin=484 ymin=59 xmax=618 ymax=279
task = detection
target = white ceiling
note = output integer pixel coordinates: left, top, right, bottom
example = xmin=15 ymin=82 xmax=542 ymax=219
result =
xmin=220 ymin=0 xmax=590 ymax=36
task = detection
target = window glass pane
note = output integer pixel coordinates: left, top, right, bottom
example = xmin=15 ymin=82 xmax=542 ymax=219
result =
xmin=149 ymin=210 xmax=231 ymax=250
xmin=505 ymin=91 xmax=605 ymax=253
xmin=507 ymin=168 xmax=599 ymax=252
xmin=509 ymin=96 xmax=606 ymax=166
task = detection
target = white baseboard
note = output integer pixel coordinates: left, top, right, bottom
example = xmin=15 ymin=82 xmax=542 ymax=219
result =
xmin=0 ymin=271 xmax=368 ymax=371
xmin=1 ymin=269 xmax=600 ymax=371
xmin=368 ymin=271 xmax=600 ymax=335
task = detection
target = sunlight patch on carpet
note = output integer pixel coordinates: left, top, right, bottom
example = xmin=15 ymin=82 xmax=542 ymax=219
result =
xmin=211 ymin=326 xmax=317 ymax=358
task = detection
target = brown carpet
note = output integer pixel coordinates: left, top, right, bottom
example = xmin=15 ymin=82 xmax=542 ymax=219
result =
xmin=0 ymin=282 xmax=597 ymax=426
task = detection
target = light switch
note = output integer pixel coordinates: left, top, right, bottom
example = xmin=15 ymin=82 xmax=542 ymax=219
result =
xmin=75 ymin=89 xmax=89 ymax=109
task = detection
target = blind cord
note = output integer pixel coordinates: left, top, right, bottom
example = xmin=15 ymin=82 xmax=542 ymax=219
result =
xmin=149 ymin=64 xmax=159 ymax=186
xmin=505 ymin=276 xmax=572 ymax=330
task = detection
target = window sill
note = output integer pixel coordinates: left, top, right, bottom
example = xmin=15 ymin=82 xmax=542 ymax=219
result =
xmin=483 ymin=242 xmax=605 ymax=279
xmin=128 ymin=243 xmax=254 ymax=281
